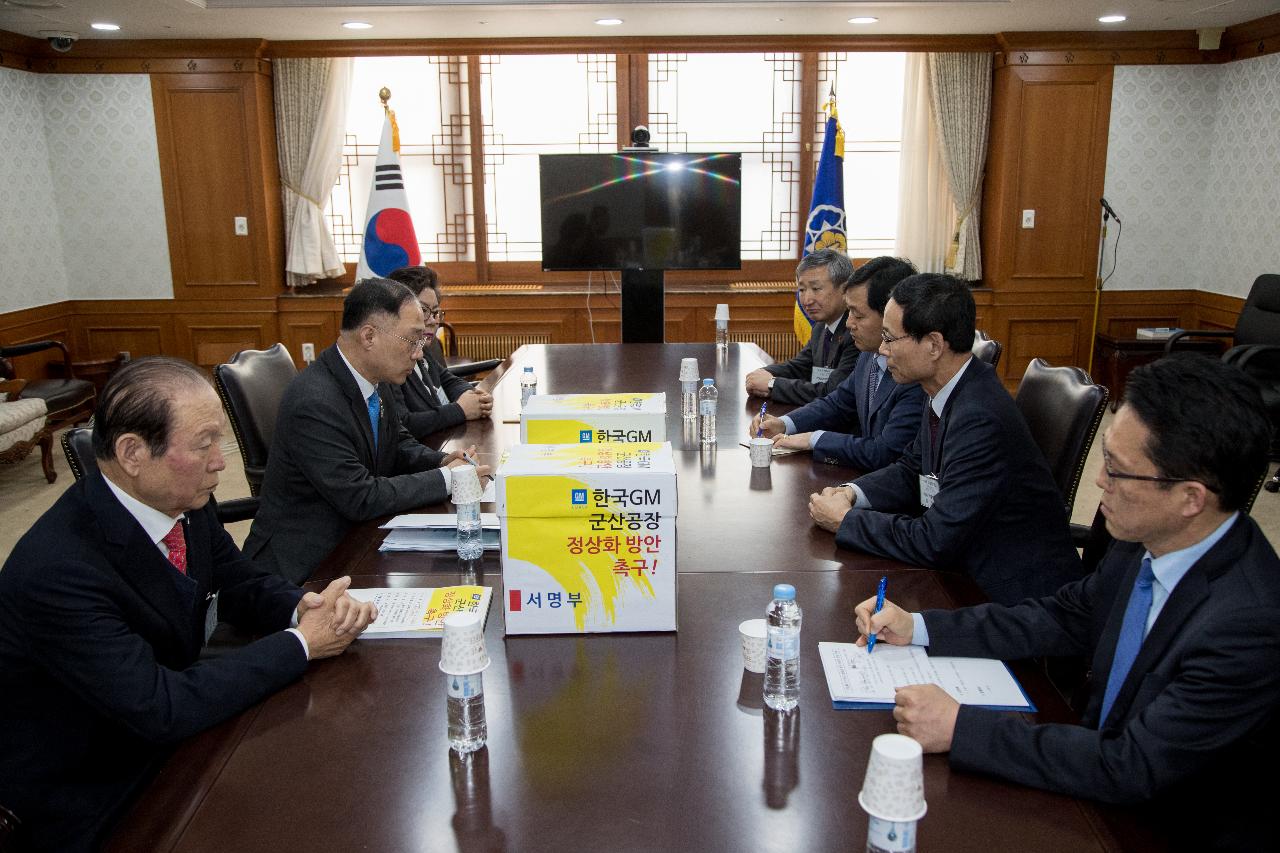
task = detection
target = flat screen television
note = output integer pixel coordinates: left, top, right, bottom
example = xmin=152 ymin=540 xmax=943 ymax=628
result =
xmin=539 ymin=152 xmax=742 ymax=271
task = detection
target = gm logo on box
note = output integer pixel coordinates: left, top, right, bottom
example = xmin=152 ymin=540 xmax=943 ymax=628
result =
xmin=571 ymin=489 xmax=588 ymax=505
xmin=579 ymin=430 xmax=593 ymax=443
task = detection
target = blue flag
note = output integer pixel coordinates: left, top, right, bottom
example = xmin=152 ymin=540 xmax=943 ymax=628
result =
xmin=797 ymin=91 xmax=846 ymax=345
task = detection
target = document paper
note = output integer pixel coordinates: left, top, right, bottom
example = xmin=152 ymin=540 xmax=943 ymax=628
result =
xmin=346 ymin=586 xmax=493 ymax=638
xmin=818 ymin=642 xmax=1035 ymax=711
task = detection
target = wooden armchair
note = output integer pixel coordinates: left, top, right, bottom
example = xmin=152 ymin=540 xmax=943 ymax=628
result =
xmin=0 ymin=340 xmax=96 ymax=433
xmin=0 ymin=378 xmax=55 ymax=483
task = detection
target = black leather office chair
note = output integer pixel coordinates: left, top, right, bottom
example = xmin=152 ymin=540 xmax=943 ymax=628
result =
xmin=61 ymin=427 xmax=258 ymax=524
xmin=433 ymin=323 xmax=502 ymax=379
xmin=214 ymin=343 xmax=297 ymax=498
xmin=0 ymin=802 xmax=19 ymax=853
xmin=971 ymin=330 xmax=1002 ymax=369
xmin=1015 ymin=358 xmax=1109 ymax=513
xmin=1164 ymin=274 xmax=1280 ymax=356
xmin=1221 ymin=344 xmax=1280 ymax=494
xmin=0 ymin=339 xmax=96 ymax=433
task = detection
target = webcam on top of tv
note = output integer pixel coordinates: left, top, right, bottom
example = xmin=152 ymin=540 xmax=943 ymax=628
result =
xmin=623 ymin=125 xmax=659 ymax=153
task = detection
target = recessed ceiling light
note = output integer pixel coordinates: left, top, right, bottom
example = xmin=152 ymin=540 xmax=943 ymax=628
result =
xmin=595 ymin=18 xmax=624 ymax=26
xmin=90 ymin=22 xmax=120 ymax=31
xmin=848 ymin=17 xmax=878 ymax=25
xmin=1098 ymin=14 xmax=1127 ymax=24
xmin=342 ymin=21 xmax=373 ymax=30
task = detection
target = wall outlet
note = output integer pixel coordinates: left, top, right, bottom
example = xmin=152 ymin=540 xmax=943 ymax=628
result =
xmin=234 ymin=216 xmax=249 ymax=236
xmin=1021 ymin=209 xmax=1035 ymax=229
xmin=301 ymin=342 xmax=316 ymax=363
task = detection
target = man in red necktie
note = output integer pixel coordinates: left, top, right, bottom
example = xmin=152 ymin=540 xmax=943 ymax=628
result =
xmin=0 ymin=357 xmax=378 ymax=852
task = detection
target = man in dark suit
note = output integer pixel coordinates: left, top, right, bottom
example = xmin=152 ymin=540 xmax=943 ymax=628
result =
xmin=245 ymin=278 xmax=490 ymax=584
xmin=386 ymin=265 xmax=493 ymax=441
xmin=808 ymin=273 xmax=1079 ymax=604
xmin=751 ymin=256 xmax=924 ymax=471
xmin=0 ymin=357 xmax=377 ymax=853
xmin=744 ymin=248 xmax=860 ymax=405
xmin=856 ymin=355 xmax=1280 ymax=850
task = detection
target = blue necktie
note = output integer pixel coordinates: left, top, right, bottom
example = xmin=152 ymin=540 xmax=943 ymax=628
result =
xmin=867 ymin=361 xmax=882 ymax=414
xmin=1099 ymin=557 xmax=1156 ymax=725
xmin=366 ymin=391 xmax=380 ymax=452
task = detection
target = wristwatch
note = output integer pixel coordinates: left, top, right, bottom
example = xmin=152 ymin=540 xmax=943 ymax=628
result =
xmin=767 ymin=378 xmax=776 ymax=392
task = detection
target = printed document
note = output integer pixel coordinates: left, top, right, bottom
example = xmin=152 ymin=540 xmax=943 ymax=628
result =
xmin=347 ymin=586 xmax=493 ymax=638
xmin=818 ymin=642 xmax=1034 ymax=711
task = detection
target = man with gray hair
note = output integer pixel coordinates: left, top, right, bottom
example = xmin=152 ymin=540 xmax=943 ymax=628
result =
xmin=245 ymin=277 xmax=490 ymax=584
xmin=0 ymin=356 xmax=377 ymax=852
xmin=745 ymin=248 xmax=860 ymax=404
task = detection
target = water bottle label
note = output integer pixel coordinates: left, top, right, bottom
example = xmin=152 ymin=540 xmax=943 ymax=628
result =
xmin=867 ymin=817 xmax=916 ymax=852
xmin=699 ymin=399 xmax=715 ymax=416
xmin=767 ymin=631 xmax=800 ymax=660
xmin=447 ymin=672 xmax=484 ymax=699
xmin=521 ymin=385 xmax=536 ymax=406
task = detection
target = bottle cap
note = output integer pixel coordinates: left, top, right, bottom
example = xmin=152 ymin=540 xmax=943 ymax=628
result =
xmin=702 ymin=378 xmax=714 ymax=386
xmin=523 ymin=366 xmax=533 ymax=372
xmin=772 ymin=583 xmax=795 ymax=601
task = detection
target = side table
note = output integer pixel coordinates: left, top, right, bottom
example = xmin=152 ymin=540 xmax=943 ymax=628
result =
xmin=1093 ymin=333 xmax=1224 ymax=411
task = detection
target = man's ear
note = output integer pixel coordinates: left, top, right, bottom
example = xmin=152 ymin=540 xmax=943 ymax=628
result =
xmin=357 ymin=322 xmax=379 ymax=351
xmin=113 ymin=433 xmax=148 ymax=477
xmin=1179 ymin=481 xmax=1211 ymax=519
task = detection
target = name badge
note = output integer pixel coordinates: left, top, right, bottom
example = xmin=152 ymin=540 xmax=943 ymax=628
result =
xmin=919 ymin=474 xmax=940 ymax=508
xmin=811 ymin=366 xmax=834 ymax=385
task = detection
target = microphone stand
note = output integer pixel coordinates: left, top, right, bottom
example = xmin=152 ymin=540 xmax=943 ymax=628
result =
xmin=1086 ymin=208 xmax=1110 ymax=376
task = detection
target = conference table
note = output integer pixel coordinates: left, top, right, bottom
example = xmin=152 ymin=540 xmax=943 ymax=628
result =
xmin=107 ymin=344 xmax=1161 ymax=852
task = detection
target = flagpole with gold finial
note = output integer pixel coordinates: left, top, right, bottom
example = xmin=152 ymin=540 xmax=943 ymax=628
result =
xmin=379 ymin=86 xmax=401 ymax=154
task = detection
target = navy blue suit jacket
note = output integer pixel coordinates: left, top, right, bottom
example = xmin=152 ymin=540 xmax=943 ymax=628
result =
xmin=0 ymin=471 xmax=307 ymax=852
xmin=245 ymin=344 xmax=449 ymax=584
xmin=924 ymin=515 xmax=1280 ymax=850
xmin=837 ymin=358 xmax=1081 ymax=604
xmin=786 ymin=349 xmax=924 ymax=471
xmin=388 ymin=350 xmax=473 ymax=441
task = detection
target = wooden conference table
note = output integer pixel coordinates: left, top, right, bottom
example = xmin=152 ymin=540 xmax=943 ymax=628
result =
xmin=107 ymin=344 xmax=1159 ymax=852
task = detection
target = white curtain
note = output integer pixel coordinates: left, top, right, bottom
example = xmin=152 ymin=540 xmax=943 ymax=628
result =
xmin=275 ymin=57 xmax=352 ymax=289
xmin=894 ymin=54 xmax=955 ymax=273
xmin=927 ymin=52 xmax=993 ymax=282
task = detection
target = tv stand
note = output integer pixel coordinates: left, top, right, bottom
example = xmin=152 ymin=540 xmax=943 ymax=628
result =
xmin=620 ymin=269 xmax=665 ymax=343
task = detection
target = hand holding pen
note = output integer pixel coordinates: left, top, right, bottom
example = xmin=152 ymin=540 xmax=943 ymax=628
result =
xmin=867 ymin=576 xmax=888 ymax=653
xmin=756 ymin=402 xmax=768 ymax=438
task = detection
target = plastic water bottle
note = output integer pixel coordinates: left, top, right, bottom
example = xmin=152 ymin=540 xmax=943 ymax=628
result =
xmin=716 ymin=319 xmax=729 ymax=353
xmin=456 ymin=499 xmax=483 ymax=559
xmin=447 ymin=671 xmax=487 ymax=754
xmin=697 ymin=379 xmax=717 ymax=446
xmin=681 ymin=378 xmax=697 ymax=420
xmin=764 ymin=583 xmax=802 ymax=711
xmin=519 ymin=366 xmax=537 ymax=409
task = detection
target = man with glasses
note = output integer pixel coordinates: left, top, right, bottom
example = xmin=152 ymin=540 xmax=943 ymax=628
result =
xmin=744 ymin=248 xmax=861 ymax=404
xmin=386 ymin=265 xmax=494 ymax=441
xmin=808 ymin=273 xmax=1079 ymax=604
xmin=851 ymin=354 xmax=1279 ymax=849
xmin=245 ymin=278 xmax=490 ymax=584
xmin=750 ymin=256 xmax=923 ymax=471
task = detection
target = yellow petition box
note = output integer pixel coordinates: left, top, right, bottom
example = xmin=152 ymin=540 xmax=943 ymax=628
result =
xmin=520 ymin=393 xmax=667 ymax=444
xmin=497 ymin=442 xmax=677 ymax=635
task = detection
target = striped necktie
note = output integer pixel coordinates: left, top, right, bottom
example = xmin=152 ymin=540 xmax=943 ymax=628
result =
xmin=867 ymin=360 xmax=882 ymax=414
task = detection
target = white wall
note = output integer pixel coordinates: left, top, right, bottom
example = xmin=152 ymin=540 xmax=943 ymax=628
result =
xmin=1104 ymin=53 xmax=1280 ymax=297
xmin=0 ymin=68 xmax=171 ymax=314
xmin=0 ymin=66 xmax=71 ymax=312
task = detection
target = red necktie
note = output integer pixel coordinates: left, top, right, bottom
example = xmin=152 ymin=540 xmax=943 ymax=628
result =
xmin=161 ymin=521 xmax=187 ymax=575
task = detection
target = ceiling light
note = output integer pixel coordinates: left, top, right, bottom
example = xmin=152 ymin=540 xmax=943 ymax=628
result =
xmin=342 ymin=21 xmax=373 ymax=30
xmin=90 ymin=22 xmax=119 ymax=31
xmin=1098 ymin=15 xmax=1127 ymax=24
xmin=595 ymin=18 xmax=623 ymax=26
xmin=848 ymin=17 xmax=878 ymax=25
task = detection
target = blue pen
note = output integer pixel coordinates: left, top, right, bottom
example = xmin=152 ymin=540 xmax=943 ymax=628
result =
xmin=867 ymin=576 xmax=887 ymax=653
xmin=757 ymin=402 xmax=768 ymax=438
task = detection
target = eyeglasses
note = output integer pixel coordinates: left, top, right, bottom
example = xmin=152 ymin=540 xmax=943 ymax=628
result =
xmin=419 ymin=305 xmax=446 ymax=321
xmin=880 ymin=328 xmax=912 ymax=346
xmin=377 ymin=326 xmax=431 ymax=352
xmin=1100 ymin=446 xmax=1220 ymax=493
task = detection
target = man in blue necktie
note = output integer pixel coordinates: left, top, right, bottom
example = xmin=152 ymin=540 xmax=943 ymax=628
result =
xmin=246 ymin=278 xmax=491 ymax=584
xmin=854 ymin=355 xmax=1280 ymax=850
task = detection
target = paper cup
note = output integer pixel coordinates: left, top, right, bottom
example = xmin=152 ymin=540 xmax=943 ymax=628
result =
xmin=749 ymin=437 xmax=773 ymax=467
xmin=452 ymin=464 xmax=484 ymax=504
xmin=739 ymin=619 xmax=767 ymax=673
xmin=714 ymin=303 xmax=730 ymax=322
xmin=440 ymin=612 xmax=491 ymax=675
xmin=679 ymin=357 xmax=700 ymax=382
xmin=858 ymin=733 xmax=928 ymax=822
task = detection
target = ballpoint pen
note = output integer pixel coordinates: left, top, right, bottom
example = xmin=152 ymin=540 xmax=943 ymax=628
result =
xmin=757 ymin=401 xmax=768 ymax=438
xmin=867 ymin=575 xmax=887 ymax=654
